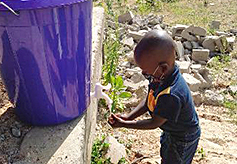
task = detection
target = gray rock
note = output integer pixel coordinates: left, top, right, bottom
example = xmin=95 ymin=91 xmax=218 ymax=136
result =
xmin=130 ymin=72 xmax=146 ymax=83
xmin=198 ymin=68 xmax=212 ymax=86
xmin=175 ymin=61 xmax=191 ymax=73
xmin=148 ymin=16 xmax=163 ymax=26
xmin=193 ymin=70 xmax=211 ymax=88
xmin=0 ymin=134 xmax=6 ymax=141
xmin=210 ymin=21 xmax=221 ymax=30
xmin=215 ymin=36 xmax=228 ymax=52
xmin=191 ymin=41 xmax=200 ymax=49
xmin=122 ymin=37 xmax=134 ymax=49
xmin=107 ymin=20 xmax=116 ymax=29
xmin=183 ymin=41 xmax=192 ymax=50
xmin=126 ymin=51 xmax=135 ymax=65
xmin=202 ymin=37 xmax=216 ymax=51
xmin=184 ymin=49 xmax=191 ymax=55
xmin=184 ymin=55 xmax=191 ymax=62
xmin=128 ymin=30 xmax=148 ymax=42
xmin=153 ymin=24 xmax=163 ymax=31
xmin=191 ymin=91 xmax=203 ymax=106
xmin=186 ymin=25 xmax=207 ymax=36
xmin=192 ymin=49 xmax=210 ymax=62
xmin=230 ymin=29 xmax=237 ymax=36
xmin=228 ymin=85 xmax=237 ymax=94
xmin=215 ymin=31 xmax=230 ymax=36
xmin=175 ymin=41 xmax=184 ymax=59
xmin=190 ymin=64 xmax=202 ymax=71
xmin=135 ymin=84 xmax=148 ymax=100
xmin=121 ymin=61 xmax=131 ymax=68
xmin=126 ymin=24 xmax=140 ymax=31
xmin=183 ymin=73 xmax=201 ymax=92
xmin=124 ymin=80 xmax=148 ymax=93
xmin=105 ymin=136 xmax=126 ymax=164
xmin=172 ymin=24 xmax=188 ymax=37
xmin=118 ymin=11 xmax=134 ymax=24
xmin=226 ymin=36 xmax=236 ymax=50
xmin=203 ymin=90 xmax=224 ymax=106
xmin=181 ymin=30 xmax=198 ymax=41
xmin=11 ymin=127 xmax=21 ymax=138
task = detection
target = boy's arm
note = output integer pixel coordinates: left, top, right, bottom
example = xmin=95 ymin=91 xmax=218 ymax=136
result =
xmin=110 ymin=113 xmax=167 ymax=130
xmin=123 ymin=99 xmax=148 ymax=120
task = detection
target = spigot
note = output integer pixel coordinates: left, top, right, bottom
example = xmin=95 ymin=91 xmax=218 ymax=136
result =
xmin=90 ymin=82 xmax=113 ymax=110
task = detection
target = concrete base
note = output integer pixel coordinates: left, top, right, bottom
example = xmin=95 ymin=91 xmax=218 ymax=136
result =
xmin=15 ymin=7 xmax=105 ymax=164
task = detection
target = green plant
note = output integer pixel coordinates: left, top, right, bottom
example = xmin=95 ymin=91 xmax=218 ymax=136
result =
xmin=136 ymin=0 xmax=162 ymax=14
xmin=91 ymin=135 xmax=111 ymax=164
xmin=207 ymin=55 xmax=231 ymax=71
xmin=196 ymin=147 xmax=206 ymax=159
xmin=110 ymin=76 xmax=132 ymax=113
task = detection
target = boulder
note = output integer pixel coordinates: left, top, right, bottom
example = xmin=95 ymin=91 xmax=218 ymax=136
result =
xmin=122 ymin=37 xmax=134 ymax=49
xmin=183 ymin=41 xmax=192 ymax=50
xmin=193 ymin=70 xmax=211 ymax=88
xmin=118 ymin=11 xmax=134 ymax=24
xmin=191 ymin=91 xmax=203 ymax=106
xmin=210 ymin=21 xmax=221 ymax=30
xmin=128 ymin=30 xmax=148 ymax=42
xmin=202 ymin=37 xmax=216 ymax=51
xmin=192 ymin=49 xmax=210 ymax=62
xmin=183 ymin=73 xmax=202 ymax=92
xmin=181 ymin=30 xmax=198 ymax=41
xmin=191 ymin=41 xmax=200 ymax=49
xmin=175 ymin=41 xmax=184 ymax=59
xmin=175 ymin=61 xmax=191 ymax=73
xmin=172 ymin=24 xmax=188 ymax=37
xmin=105 ymin=136 xmax=126 ymax=164
xmin=186 ymin=25 xmax=207 ymax=36
xmin=215 ymin=36 xmax=228 ymax=52
xmin=203 ymin=90 xmax=224 ymax=106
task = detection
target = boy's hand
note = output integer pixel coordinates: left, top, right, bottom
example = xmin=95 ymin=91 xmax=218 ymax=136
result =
xmin=108 ymin=113 xmax=125 ymax=128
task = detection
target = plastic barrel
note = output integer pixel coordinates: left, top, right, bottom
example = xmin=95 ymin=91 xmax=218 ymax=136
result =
xmin=0 ymin=0 xmax=92 ymax=125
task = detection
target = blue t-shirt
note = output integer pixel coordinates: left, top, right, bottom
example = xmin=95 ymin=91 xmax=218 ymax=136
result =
xmin=146 ymin=65 xmax=199 ymax=136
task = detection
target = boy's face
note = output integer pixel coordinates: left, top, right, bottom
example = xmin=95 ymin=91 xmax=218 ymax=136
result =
xmin=135 ymin=52 xmax=164 ymax=82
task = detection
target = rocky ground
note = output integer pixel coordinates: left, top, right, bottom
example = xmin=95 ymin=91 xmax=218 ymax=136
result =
xmin=1 ymin=1 xmax=237 ymax=164
xmin=94 ymin=4 xmax=237 ymax=164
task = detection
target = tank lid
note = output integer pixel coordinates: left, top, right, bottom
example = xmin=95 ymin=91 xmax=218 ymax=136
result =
xmin=0 ymin=0 xmax=89 ymax=11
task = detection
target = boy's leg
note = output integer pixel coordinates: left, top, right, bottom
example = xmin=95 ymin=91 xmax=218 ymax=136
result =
xmin=160 ymin=132 xmax=200 ymax=164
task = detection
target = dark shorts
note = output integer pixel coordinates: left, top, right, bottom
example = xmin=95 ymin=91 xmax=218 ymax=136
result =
xmin=160 ymin=126 xmax=201 ymax=164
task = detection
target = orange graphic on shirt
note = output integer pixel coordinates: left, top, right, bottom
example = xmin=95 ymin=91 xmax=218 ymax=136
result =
xmin=147 ymin=87 xmax=171 ymax=112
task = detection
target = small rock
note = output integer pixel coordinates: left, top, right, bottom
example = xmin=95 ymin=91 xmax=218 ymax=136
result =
xmin=128 ymin=30 xmax=148 ymax=42
xmin=230 ymin=29 xmax=237 ymax=36
xmin=105 ymin=136 xmax=126 ymax=164
xmin=184 ymin=49 xmax=191 ymax=55
xmin=186 ymin=25 xmax=207 ymax=36
xmin=203 ymin=90 xmax=224 ymax=106
xmin=193 ymin=70 xmax=211 ymax=88
xmin=0 ymin=134 xmax=6 ymax=141
xmin=126 ymin=51 xmax=135 ymax=65
xmin=121 ymin=61 xmax=131 ymax=68
xmin=184 ymin=55 xmax=191 ymax=62
xmin=153 ymin=24 xmax=163 ymax=31
xmin=11 ymin=127 xmax=21 ymax=138
xmin=183 ymin=41 xmax=192 ymax=50
xmin=175 ymin=41 xmax=184 ymax=59
xmin=183 ymin=73 xmax=201 ymax=92
xmin=191 ymin=41 xmax=200 ymax=49
xmin=215 ymin=36 xmax=228 ymax=52
xmin=172 ymin=24 xmax=188 ymax=37
xmin=122 ymin=37 xmax=134 ymax=49
xmin=202 ymin=37 xmax=216 ymax=51
xmin=226 ymin=36 xmax=236 ymax=50
xmin=228 ymin=85 xmax=237 ymax=94
xmin=175 ymin=61 xmax=191 ymax=73
xmin=130 ymin=72 xmax=146 ymax=83
xmin=126 ymin=24 xmax=140 ymax=31
xmin=118 ymin=11 xmax=134 ymax=24
xmin=215 ymin=31 xmax=230 ymax=36
xmin=191 ymin=91 xmax=203 ymax=106
xmin=192 ymin=49 xmax=210 ymax=62
xmin=107 ymin=20 xmax=116 ymax=29
xmin=181 ymin=30 xmax=198 ymax=41
xmin=190 ymin=64 xmax=202 ymax=71
xmin=210 ymin=21 xmax=221 ymax=30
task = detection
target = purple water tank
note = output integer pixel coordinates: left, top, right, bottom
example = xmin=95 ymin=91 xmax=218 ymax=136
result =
xmin=0 ymin=0 xmax=92 ymax=125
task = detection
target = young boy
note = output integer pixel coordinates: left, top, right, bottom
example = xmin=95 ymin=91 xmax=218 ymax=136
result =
xmin=108 ymin=30 xmax=201 ymax=164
